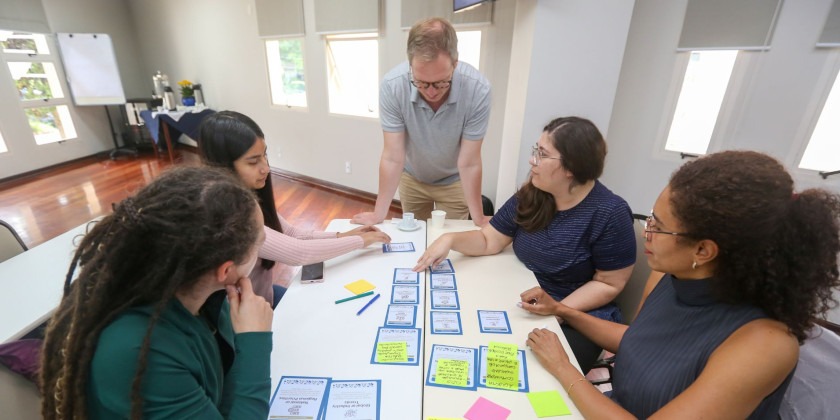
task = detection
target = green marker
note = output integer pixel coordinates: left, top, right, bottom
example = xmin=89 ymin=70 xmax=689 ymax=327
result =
xmin=335 ymin=290 xmax=374 ymax=304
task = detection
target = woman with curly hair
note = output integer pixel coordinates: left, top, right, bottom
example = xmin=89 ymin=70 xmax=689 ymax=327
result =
xmin=522 ymin=150 xmax=840 ymax=418
xmin=198 ymin=111 xmax=391 ymax=308
xmin=40 ymin=167 xmax=273 ymax=419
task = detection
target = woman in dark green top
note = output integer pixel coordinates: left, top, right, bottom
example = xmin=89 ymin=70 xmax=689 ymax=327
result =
xmin=40 ymin=166 xmax=273 ymax=419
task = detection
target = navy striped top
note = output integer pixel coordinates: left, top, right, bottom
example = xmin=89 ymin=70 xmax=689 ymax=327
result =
xmin=612 ymin=274 xmax=792 ymax=418
xmin=490 ymin=181 xmax=636 ymax=321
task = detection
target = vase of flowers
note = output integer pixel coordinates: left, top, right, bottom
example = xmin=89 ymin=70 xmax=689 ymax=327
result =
xmin=178 ymin=79 xmax=196 ymax=106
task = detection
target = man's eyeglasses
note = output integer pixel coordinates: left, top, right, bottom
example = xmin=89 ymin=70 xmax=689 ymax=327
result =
xmin=530 ymin=144 xmax=562 ymax=166
xmin=409 ymin=68 xmax=453 ymax=90
xmin=643 ymin=212 xmax=693 ymax=241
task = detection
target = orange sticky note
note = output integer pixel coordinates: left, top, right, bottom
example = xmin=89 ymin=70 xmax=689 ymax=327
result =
xmin=345 ymin=279 xmax=376 ymax=295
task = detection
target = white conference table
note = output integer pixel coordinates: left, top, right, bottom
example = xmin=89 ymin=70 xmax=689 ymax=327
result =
xmin=270 ymin=219 xmax=427 ymax=419
xmin=422 ymin=220 xmax=584 ymax=419
xmin=0 ymin=219 xmax=94 ymax=343
xmin=270 ymin=218 xmax=584 ymax=419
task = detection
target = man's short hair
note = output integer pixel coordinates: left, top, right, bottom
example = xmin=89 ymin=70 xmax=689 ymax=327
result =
xmin=406 ymin=17 xmax=458 ymax=64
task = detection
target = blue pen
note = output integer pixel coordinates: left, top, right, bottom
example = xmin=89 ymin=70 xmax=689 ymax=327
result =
xmin=356 ymin=293 xmax=381 ymax=316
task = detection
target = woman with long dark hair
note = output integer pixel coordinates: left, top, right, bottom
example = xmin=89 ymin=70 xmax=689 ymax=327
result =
xmin=40 ymin=166 xmax=274 ymax=419
xmin=523 ymin=151 xmax=840 ymax=418
xmin=415 ymin=116 xmax=637 ymax=373
xmin=198 ymin=111 xmax=391 ymax=308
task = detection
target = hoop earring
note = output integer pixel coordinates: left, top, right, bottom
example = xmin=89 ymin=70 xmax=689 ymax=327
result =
xmin=692 ymin=261 xmax=697 ymax=270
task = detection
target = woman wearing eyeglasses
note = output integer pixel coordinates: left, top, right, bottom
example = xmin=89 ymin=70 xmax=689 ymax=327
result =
xmin=523 ymin=150 xmax=840 ymax=418
xmin=414 ymin=116 xmax=637 ymax=373
xmin=198 ymin=111 xmax=391 ymax=308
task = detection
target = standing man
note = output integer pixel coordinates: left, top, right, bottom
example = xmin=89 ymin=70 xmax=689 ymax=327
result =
xmin=352 ymin=17 xmax=492 ymax=227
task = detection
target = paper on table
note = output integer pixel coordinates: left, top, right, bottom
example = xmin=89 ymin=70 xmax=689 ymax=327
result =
xmin=323 ymin=380 xmax=381 ymax=420
xmin=345 ymin=279 xmax=376 ymax=295
xmin=486 ymin=342 xmax=519 ymax=391
xmin=430 ymin=273 xmax=457 ymax=289
xmin=464 ymin=396 xmax=511 ymax=420
xmin=527 ymin=390 xmax=571 ymax=417
xmin=371 ymin=327 xmax=420 ymax=364
xmin=376 ymin=341 xmax=408 ymax=362
xmin=268 ymin=376 xmax=330 ymax=419
xmin=435 ymin=359 xmax=469 ymax=387
xmin=478 ymin=346 xmax=529 ymax=392
xmin=426 ymin=345 xmax=477 ymax=389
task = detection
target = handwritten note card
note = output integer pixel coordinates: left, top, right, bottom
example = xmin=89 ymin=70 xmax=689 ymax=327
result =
xmin=485 ymin=342 xmax=519 ymax=391
xmin=376 ymin=341 xmax=408 ymax=363
xmin=435 ymin=359 xmax=469 ymax=387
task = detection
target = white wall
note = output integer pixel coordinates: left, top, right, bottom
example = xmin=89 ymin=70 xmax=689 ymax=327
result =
xmin=126 ymin=0 xmax=515 ymax=204
xmin=0 ymin=0 xmax=146 ymax=179
xmin=496 ymin=0 xmax=635 ymax=205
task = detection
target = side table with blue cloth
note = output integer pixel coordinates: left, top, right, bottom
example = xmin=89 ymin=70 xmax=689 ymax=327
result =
xmin=139 ymin=109 xmax=216 ymax=162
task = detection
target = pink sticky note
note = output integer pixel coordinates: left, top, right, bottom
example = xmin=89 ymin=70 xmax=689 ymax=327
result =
xmin=464 ymin=396 xmax=511 ymax=420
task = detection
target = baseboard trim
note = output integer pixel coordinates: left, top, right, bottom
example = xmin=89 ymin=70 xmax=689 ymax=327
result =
xmin=271 ymin=168 xmax=401 ymax=214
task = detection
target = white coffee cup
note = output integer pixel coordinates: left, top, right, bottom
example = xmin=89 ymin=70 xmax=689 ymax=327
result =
xmin=401 ymin=212 xmax=416 ymax=228
xmin=431 ymin=210 xmax=446 ymax=228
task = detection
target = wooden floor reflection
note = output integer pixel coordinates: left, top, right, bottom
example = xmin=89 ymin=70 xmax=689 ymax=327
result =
xmin=0 ymin=150 xmax=397 ymax=248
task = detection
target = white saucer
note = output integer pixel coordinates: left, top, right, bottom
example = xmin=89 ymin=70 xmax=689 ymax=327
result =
xmin=397 ymin=223 xmax=421 ymax=232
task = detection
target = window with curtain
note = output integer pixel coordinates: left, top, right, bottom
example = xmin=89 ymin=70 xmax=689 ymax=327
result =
xmin=325 ymin=33 xmax=379 ymax=118
xmin=664 ymin=50 xmax=738 ymax=155
xmin=265 ymin=38 xmax=307 ymax=108
xmin=1 ymin=30 xmax=77 ymax=145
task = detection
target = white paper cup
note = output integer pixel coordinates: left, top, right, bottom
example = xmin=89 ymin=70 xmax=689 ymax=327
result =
xmin=431 ymin=210 xmax=446 ymax=228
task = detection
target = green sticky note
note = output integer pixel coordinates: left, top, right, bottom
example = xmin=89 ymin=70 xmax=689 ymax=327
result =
xmin=376 ymin=341 xmax=408 ymax=362
xmin=486 ymin=342 xmax=519 ymax=391
xmin=435 ymin=359 xmax=469 ymax=387
xmin=527 ymin=390 xmax=571 ymax=417
xmin=488 ymin=342 xmax=518 ymax=358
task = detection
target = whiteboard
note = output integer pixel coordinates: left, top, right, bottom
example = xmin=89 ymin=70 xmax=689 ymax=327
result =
xmin=56 ymin=33 xmax=125 ymax=106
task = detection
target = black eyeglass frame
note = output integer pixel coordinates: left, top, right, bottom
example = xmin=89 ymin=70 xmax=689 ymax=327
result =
xmin=408 ymin=67 xmax=453 ymax=90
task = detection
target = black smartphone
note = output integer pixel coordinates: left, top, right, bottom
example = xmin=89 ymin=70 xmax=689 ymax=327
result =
xmin=301 ymin=262 xmax=325 ymax=283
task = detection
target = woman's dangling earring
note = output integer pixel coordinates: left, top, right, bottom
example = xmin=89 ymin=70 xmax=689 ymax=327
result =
xmin=692 ymin=261 xmax=697 ymax=270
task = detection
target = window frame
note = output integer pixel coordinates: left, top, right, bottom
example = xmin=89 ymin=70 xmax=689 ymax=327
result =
xmin=0 ymin=31 xmax=78 ymax=146
xmin=324 ymin=32 xmax=380 ymax=119
xmin=264 ymin=36 xmax=309 ymax=110
xmin=653 ymin=49 xmax=743 ymax=161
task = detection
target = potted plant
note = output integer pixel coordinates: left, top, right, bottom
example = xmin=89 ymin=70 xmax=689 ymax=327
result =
xmin=178 ymin=79 xmax=195 ymax=106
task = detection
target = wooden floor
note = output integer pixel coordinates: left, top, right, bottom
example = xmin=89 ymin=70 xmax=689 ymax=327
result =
xmin=0 ymin=150 xmax=400 ymax=248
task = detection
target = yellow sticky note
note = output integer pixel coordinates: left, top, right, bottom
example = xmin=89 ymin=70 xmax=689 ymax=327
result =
xmin=376 ymin=341 xmax=408 ymax=363
xmin=435 ymin=359 xmax=469 ymax=387
xmin=345 ymin=279 xmax=376 ymax=295
xmin=527 ymin=390 xmax=571 ymax=417
xmin=486 ymin=342 xmax=519 ymax=391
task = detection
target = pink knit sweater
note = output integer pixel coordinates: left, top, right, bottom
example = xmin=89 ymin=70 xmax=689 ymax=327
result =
xmin=250 ymin=214 xmax=363 ymax=304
